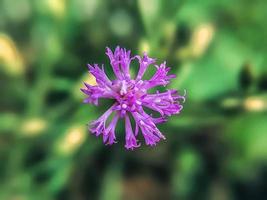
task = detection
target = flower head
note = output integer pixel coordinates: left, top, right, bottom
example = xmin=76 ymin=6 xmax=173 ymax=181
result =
xmin=81 ymin=46 xmax=185 ymax=149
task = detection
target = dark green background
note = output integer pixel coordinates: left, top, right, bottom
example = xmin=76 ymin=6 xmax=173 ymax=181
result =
xmin=1 ymin=0 xmax=267 ymax=199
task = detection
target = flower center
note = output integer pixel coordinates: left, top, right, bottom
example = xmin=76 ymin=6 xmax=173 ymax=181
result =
xmin=114 ymin=79 xmax=146 ymax=116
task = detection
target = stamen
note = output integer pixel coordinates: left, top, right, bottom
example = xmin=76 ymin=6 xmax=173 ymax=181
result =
xmin=136 ymin=100 xmax=142 ymax=105
xmin=120 ymin=80 xmax=127 ymax=95
xmin=122 ymin=103 xmax=127 ymax=109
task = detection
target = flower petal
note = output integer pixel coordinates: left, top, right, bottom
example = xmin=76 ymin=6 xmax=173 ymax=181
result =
xmin=87 ymin=64 xmax=112 ymax=87
xmin=143 ymin=62 xmax=175 ymax=89
xmin=81 ymin=83 xmax=116 ymax=105
xmin=142 ymin=90 xmax=185 ymax=116
xmin=106 ymin=46 xmax=134 ymax=80
xmin=89 ymin=104 xmax=115 ymax=136
xmin=103 ymin=113 xmax=119 ymax=145
xmin=132 ymin=111 xmax=165 ymax=146
xmin=125 ymin=114 xmax=140 ymax=150
xmin=136 ymin=52 xmax=156 ymax=81
xmin=118 ymin=47 xmax=132 ymax=79
xmin=106 ymin=47 xmax=123 ymax=79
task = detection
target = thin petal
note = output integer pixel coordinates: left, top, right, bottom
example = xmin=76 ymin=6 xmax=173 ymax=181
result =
xmin=136 ymin=52 xmax=156 ymax=81
xmin=143 ymin=62 xmax=175 ymax=89
xmin=106 ymin=47 xmax=123 ymax=79
xmin=125 ymin=114 xmax=140 ymax=150
xmin=142 ymin=90 xmax=185 ymax=116
xmin=103 ymin=113 xmax=119 ymax=145
xmin=119 ymin=48 xmax=133 ymax=79
xmin=89 ymin=104 xmax=116 ymax=136
xmin=81 ymin=83 xmax=116 ymax=105
xmin=132 ymin=111 xmax=165 ymax=146
xmin=87 ymin=64 xmax=112 ymax=87
xmin=106 ymin=46 xmax=133 ymax=80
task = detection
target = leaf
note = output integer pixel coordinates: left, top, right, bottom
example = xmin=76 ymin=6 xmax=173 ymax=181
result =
xmin=172 ymin=32 xmax=250 ymax=101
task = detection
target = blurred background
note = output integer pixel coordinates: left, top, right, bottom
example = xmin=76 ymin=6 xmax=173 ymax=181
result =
xmin=1 ymin=0 xmax=267 ymax=199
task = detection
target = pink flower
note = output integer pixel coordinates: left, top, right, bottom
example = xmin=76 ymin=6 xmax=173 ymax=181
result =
xmin=81 ymin=46 xmax=185 ymax=149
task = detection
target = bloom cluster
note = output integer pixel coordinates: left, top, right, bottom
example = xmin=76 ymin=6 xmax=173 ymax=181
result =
xmin=81 ymin=46 xmax=185 ymax=149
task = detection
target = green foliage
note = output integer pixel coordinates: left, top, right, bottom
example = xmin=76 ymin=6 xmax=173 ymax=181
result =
xmin=0 ymin=0 xmax=267 ymax=199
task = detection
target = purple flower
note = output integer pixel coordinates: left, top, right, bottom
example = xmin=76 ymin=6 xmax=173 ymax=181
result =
xmin=81 ymin=46 xmax=185 ymax=150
